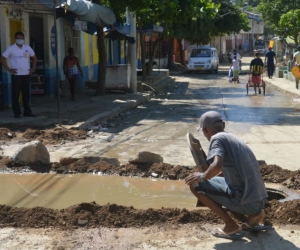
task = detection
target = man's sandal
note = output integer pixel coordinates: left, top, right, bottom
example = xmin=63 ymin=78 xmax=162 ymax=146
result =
xmin=242 ymin=223 xmax=272 ymax=232
xmin=212 ymin=227 xmax=245 ymax=240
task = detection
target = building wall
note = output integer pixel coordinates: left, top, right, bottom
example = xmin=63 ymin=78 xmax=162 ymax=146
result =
xmin=0 ymin=4 xmax=131 ymax=107
xmin=0 ymin=6 xmax=30 ymax=107
xmin=0 ymin=5 xmax=97 ymax=106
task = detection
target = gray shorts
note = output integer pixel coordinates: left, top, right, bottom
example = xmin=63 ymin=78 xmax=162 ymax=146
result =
xmin=193 ymin=176 xmax=266 ymax=215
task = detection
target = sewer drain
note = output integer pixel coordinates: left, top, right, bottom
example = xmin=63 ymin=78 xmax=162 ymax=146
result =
xmin=266 ymin=188 xmax=288 ymax=201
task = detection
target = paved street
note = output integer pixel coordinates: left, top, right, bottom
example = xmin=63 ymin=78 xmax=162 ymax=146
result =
xmin=40 ymin=61 xmax=300 ymax=172
xmin=1 ymin=56 xmax=300 ymax=249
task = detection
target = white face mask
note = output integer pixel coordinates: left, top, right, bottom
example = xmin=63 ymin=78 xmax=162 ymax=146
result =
xmin=16 ymin=39 xmax=24 ymax=45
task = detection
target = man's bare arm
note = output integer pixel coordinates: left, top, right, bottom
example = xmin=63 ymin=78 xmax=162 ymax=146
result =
xmin=185 ymin=155 xmax=223 ymax=185
xmin=30 ymin=55 xmax=37 ymax=74
xmin=0 ymin=55 xmax=17 ymax=74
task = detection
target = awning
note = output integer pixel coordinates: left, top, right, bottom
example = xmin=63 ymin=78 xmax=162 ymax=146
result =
xmin=64 ymin=0 xmax=116 ymax=27
xmin=104 ymin=29 xmax=135 ymax=44
xmin=55 ymin=7 xmax=97 ymax=35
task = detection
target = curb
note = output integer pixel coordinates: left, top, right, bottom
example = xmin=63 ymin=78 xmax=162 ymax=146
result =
xmin=78 ymin=93 xmax=152 ymax=130
xmin=265 ymin=80 xmax=300 ymax=99
xmin=78 ymin=75 xmax=172 ymax=130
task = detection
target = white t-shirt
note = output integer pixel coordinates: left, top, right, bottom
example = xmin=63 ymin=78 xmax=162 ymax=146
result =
xmin=294 ymin=51 xmax=300 ymax=65
xmin=2 ymin=44 xmax=35 ymax=75
xmin=232 ymin=59 xmax=240 ymax=71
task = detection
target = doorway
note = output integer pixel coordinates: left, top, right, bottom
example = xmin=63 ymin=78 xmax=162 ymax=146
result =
xmin=29 ymin=15 xmax=45 ymax=95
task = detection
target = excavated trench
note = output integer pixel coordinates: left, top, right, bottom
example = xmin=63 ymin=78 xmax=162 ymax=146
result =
xmin=0 ymin=128 xmax=300 ymax=229
xmin=0 ymin=156 xmax=300 ymax=230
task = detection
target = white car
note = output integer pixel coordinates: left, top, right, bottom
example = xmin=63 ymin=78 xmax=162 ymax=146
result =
xmin=187 ymin=46 xmax=219 ymax=73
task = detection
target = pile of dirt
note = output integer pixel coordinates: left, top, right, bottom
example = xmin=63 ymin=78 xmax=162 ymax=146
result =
xmin=261 ymin=164 xmax=300 ymax=189
xmin=0 ymin=127 xmax=87 ymax=145
xmin=0 ymin=128 xmax=16 ymax=140
xmin=0 ymin=199 xmax=299 ymax=230
xmin=22 ymin=127 xmax=87 ymax=144
xmin=1 ymin=157 xmax=300 ymax=189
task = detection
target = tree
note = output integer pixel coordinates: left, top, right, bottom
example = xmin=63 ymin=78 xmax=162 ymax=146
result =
xmin=167 ymin=0 xmax=219 ymax=68
xmin=278 ymin=10 xmax=300 ymax=45
xmin=257 ymin=0 xmax=300 ymax=46
xmin=110 ymin=0 xmax=218 ymax=80
xmin=92 ymin=0 xmax=108 ymax=96
xmin=168 ymin=0 xmax=250 ymax=66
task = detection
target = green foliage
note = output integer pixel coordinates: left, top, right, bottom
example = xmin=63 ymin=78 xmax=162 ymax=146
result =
xmin=170 ymin=0 xmax=250 ymax=45
xmin=235 ymin=0 xmax=261 ymax=8
xmin=257 ymin=0 xmax=300 ymax=41
xmin=278 ymin=10 xmax=300 ymax=45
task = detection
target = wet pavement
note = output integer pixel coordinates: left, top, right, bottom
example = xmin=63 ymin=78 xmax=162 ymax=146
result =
xmin=1 ymin=57 xmax=300 ymax=249
xmin=1 ymin=57 xmax=300 ymax=170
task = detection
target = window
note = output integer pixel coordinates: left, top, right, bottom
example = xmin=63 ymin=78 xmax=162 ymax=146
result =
xmin=190 ymin=49 xmax=211 ymax=57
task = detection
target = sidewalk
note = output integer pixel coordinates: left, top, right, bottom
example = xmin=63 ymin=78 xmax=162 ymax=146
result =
xmin=0 ymin=89 xmax=152 ymax=130
xmin=0 ymin=58 xmax=299 ymax=130
xmin=0 ymin=69 xmax=172 ymax=130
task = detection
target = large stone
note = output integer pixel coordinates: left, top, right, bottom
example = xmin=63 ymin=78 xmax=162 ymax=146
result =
xmin=12 ymin=140 xmax=50 ymax=164
xmin=129 ymin=151 xmax=163 ymax=164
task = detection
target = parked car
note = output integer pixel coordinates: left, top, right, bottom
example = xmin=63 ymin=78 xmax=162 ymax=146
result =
xmin=187 ymin=46 xmax=219 ymax=73
xmin=254 ymin=45 xmax=266 ymax=55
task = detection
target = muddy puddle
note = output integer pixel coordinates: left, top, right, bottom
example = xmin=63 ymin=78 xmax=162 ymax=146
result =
xmin=0 ymin=174 xmax=196 ymax=210
xmin=1 ymin=174 xmax=300 ymax=211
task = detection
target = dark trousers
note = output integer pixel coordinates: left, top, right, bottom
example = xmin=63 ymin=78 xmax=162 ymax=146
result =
xmin=267 ymin=64 xmax=275 ymax=78
xmin=11 ymin=75 xmax=32 ymax=115
xmin=67 ymin=77 xmax=76 ymax=99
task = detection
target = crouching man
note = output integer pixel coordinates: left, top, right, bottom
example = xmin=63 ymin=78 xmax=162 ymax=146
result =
xmin=185 ymin=111 xmax=269 ymax=240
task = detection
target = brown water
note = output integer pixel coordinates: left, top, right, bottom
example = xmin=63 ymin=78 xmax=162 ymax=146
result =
xmin=1 ymin=174 xmax=299 ymax=210
xmin=0 ymin=174 xmax=197 ymax=210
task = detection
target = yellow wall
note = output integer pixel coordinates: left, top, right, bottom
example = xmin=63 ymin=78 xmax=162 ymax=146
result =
xmin=84 ymin=32 xmax=89 ymax=66
xmin=9 ymin=19 xmax=23 ymax=44
xmin=93 ymin=35 xmax=98 ymax=64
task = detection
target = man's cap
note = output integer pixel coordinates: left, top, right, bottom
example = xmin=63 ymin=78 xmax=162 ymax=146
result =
xmin=297 ymin=45 xmax=300 ymax=50
xmin=198 ymin=111 xmax=223 ymax=130
xmin=268 ymin=46 xmax=272 ymax=50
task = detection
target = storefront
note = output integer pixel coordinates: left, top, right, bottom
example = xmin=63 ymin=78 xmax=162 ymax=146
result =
xmin=0 ymin=1 xmax=60 ymax=107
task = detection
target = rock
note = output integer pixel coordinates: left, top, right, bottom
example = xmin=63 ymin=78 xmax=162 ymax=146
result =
xmin=77 ymin=218 xmax=88 ymax=226
xmin=99 ymin=157 xmax=120 ymax=167
xmin=168 ymin=173 xmax=177 ymax=180
xmin=12 ymin=140 xmax=50 ymax=164
xmin=151 ymin=172 xmax=159 ymax=177
xmin=129 ymin=151 xmax=163 ymax=164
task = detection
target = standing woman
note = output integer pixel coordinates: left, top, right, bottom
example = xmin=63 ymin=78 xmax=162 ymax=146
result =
xmin=63 ymin=48 xmax=83 ymax=101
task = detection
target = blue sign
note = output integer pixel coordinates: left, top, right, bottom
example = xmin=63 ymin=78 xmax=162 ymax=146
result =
xmin=51 ymin=26 xmax=56 ymax=58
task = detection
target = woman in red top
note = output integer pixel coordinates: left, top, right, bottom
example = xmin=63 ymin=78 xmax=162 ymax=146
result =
xmin=63 ymin=48 xmax=83 ymax=101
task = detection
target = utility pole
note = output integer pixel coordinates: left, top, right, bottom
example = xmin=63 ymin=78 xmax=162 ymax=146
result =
xmin=127 ymin=8 xmax=137 ymax=93
xmin=252 ymin=14 xmax=254 ymax=50
xmin=52 ymin=0 xmax=61 ymax=125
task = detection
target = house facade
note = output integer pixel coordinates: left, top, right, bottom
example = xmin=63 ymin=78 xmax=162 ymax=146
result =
xmin=0 ymin=1 xmax=103 ymax=108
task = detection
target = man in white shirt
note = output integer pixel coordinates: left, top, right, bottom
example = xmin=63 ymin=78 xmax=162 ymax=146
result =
xmin=291 ymin=45 xmax=300 ymax=89
xmin=0 ymin=31 xmax=37 ymax=118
